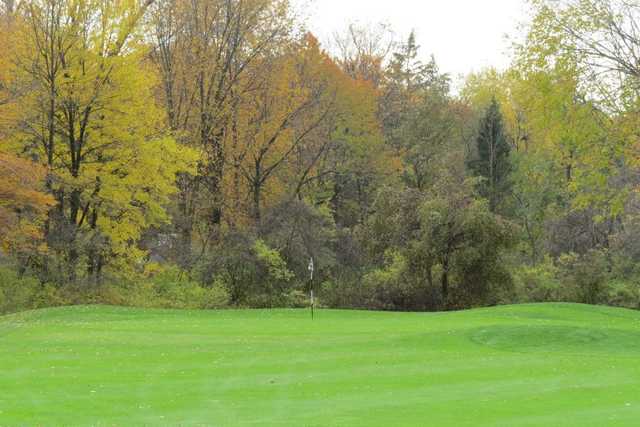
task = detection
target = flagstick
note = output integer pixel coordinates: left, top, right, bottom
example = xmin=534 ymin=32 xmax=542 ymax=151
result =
xmin=308 ymin=257 xmax=315 ymax=321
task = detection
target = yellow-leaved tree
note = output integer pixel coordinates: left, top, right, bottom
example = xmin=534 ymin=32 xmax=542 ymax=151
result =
xmin=224 ymin=34 xmax=390 ymax=224
xmin=4 ymin=0 xmax=197 ymax=282
xmin=0 ymin=1 xmax=54 ymax=255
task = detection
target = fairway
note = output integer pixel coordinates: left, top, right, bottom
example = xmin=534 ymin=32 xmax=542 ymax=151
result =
xmin=2 ymin=304 xmax=640 ymax=426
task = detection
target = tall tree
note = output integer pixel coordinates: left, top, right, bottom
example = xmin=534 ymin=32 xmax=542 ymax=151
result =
xmin=529 ymin=0 xmax=640 ymax=112
xmin=0 ymin=0 xmax=53 ymax=255
xmin=419 ymin=171 xmax=515 ymax=307
xmin=231 ymin=36 xmax=334 ymax=222
xmin=150 ymin=0 xmax=293 ymax=265
xmin=6 ymin=0 xmax=195 ymax=282
xmin=333 ymin=22 xmax=394 ymax=87
xmin=468 ymin=98 xmax=512 ymax=212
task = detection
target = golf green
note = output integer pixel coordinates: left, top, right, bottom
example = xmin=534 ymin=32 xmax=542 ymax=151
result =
xmin=2 ymin=303 xmax=640 ymax=426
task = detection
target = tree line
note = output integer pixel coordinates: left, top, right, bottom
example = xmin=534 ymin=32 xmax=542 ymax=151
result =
xmin=2 ymin=0 xmax=640 ymax=314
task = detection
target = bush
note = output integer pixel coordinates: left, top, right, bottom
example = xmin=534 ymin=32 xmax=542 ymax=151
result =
xmin=0 ymin=267 xmax=66 ymax=314
xmin=194 ymin=234 xmax=301 ymax=308
xmin=361 ymin=250 xmax=413 ymax=310
xmin=604 ymin=281 xmax=640 ymax=309
xmin=0 ymin=263 xmax=232 ymax=314
xmin=318 ymin=278 xmax=368 ymax=309
xmin=513 ymin=258 xmax=564 ymax=303
xmin=0 ymin=268 xmax=37 ymax=314
xmin=141 ymin=266 xmax=230 ymax=309
xmin=557 ymin=250 xmax=610 ymax=305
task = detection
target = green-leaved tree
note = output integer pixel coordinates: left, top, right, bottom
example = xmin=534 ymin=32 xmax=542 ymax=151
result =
xmin=468 ymin=98 xmax=512 ymax=212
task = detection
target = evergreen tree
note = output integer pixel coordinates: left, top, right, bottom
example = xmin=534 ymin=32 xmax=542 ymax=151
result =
xmin=469 ymin=98 xmax=512 ymax=212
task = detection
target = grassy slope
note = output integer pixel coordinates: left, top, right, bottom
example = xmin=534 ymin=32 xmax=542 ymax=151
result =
xmin=1 ymin=304 xmax=640 ymax=426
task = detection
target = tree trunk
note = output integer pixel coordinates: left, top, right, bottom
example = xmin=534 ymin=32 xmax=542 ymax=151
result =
xmin=176 ymin=174 xmax=195 ymax=269
xmin=252 ymin=181 xmax=261 ymax=222
xmin=441 ymin=257 xmax=449 ymax=306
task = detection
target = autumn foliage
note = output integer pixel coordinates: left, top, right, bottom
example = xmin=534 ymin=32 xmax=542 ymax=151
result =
xmin=2 ymin=0 xmax=640 ymax=314
xmin=0 ymin=152 xmax=53 ymax=247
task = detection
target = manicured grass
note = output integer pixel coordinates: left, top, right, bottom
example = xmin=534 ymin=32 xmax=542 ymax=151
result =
xmin=2 ymin=303 xmax=640 ymax=426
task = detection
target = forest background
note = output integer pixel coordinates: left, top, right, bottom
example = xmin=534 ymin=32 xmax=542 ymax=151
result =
xmin=2 ymin=0 xmax=640 ymax=314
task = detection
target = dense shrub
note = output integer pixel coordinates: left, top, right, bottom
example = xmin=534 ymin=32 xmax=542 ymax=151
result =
xmin=360 ymin=250 xmax=428 ymax=311
xmin=259 ymin=200 xmax=337 ymax=281
xmin=140 ymin=266 xmax=230 ymax=309
xmin=0 ymin=268 xmax=65 ymax=314
xmin=194 ymin=233 xmax=300 ymax=308
xmin=513 ymin=259 xmax=565 ymax=303
xmin=604 ymin=281 xmax=640 ymax=310
xmin=318 ymin=279 xmax=368 ymax=309
xmin=557 ymin=250 xmax=610 ymax=305
xmin=0 ymin=264 xmax=231 ymax=314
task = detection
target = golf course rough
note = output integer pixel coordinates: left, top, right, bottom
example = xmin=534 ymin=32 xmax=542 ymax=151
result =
xmin=1 ymin=303 xmax=640 ymax=426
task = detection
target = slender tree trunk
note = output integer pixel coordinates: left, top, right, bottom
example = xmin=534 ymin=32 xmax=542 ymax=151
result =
xmin=87 ymin=208 xmax=100 ymax=285
xmin=523 ymin=216 xmax=538 ymax=265
xmin=252 ymin=181 xmax=261 ymax=222
xmin=231 ymin=162 xmax=241 ymax=228
xmin=441 ymin=257 xmax=449 ymax=306
xmin=489 ymin=130 xmax=496 ymax=211
xmin=176 ymin=174 xmax=194 ymax=269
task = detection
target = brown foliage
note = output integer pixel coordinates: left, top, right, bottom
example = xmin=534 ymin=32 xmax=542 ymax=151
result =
xmin=0 ymin=152 xmax=53 ymax=248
